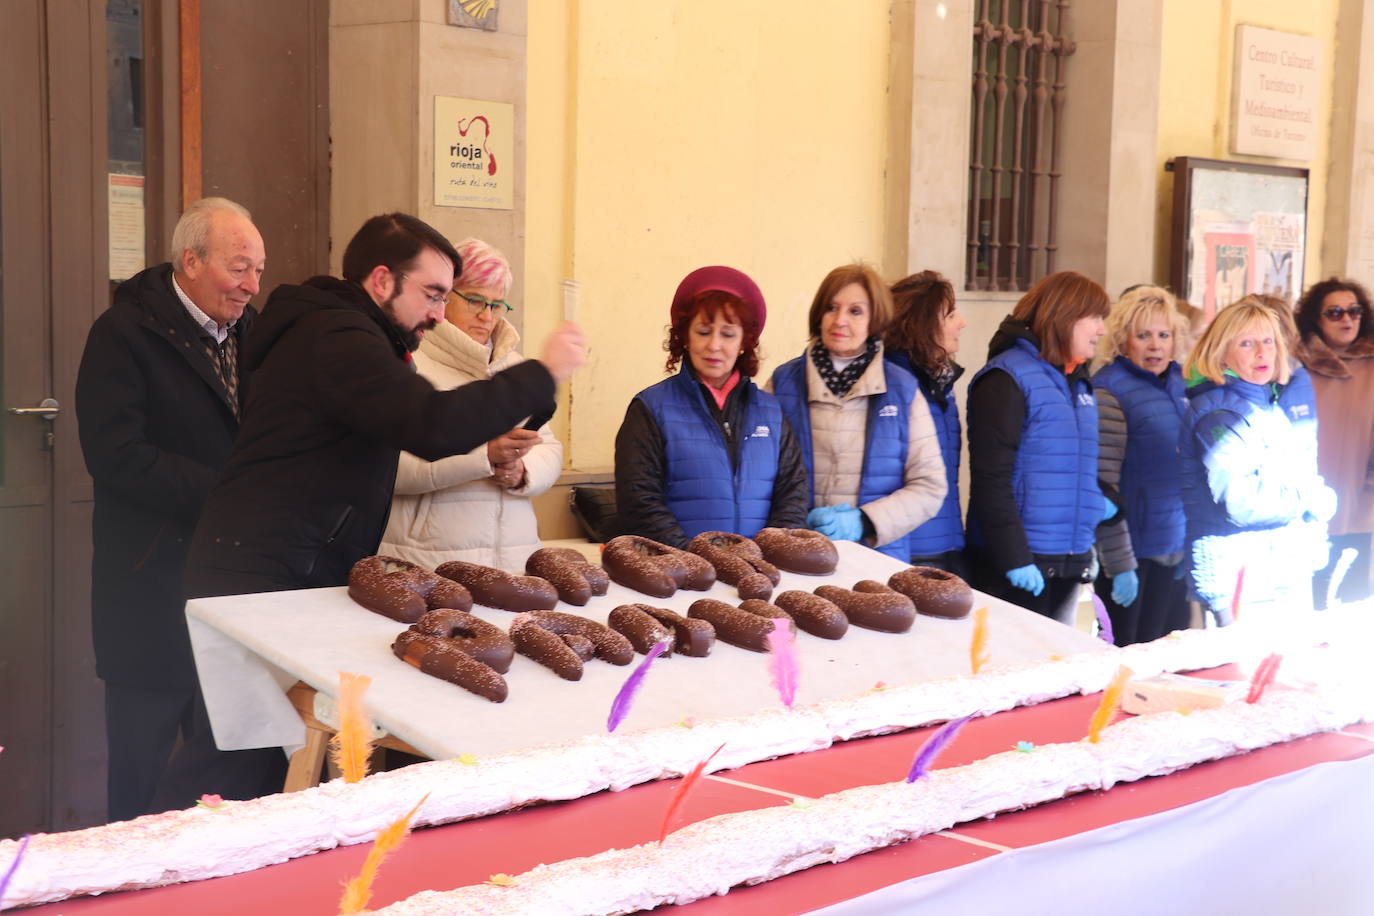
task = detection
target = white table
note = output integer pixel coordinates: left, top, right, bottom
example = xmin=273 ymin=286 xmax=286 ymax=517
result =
xmin=185 ymin=542 xmax=1104 ymax=759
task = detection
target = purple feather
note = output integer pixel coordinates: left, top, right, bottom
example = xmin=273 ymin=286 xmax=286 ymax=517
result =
xmin=1091 ymin=592 xmax=1114 ymax=644
xmin=0 ymin=834 xmax=30 ymax=908
xmin=606 ymin=640 xmax=669 ymax=732
xmin=906 ymin=715 xmax=973 ymax=783
xmin=765 ymin=619 xmax=799 ymax=709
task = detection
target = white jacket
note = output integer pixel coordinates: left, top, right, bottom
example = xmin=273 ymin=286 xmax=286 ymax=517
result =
xmin=379 ymin=318 xmax=562 ymax=571
xmin=774 ymin=345 xmax=947 ymax=548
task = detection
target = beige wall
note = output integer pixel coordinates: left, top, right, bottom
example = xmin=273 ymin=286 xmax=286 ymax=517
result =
xmin=526 ymin=1 xmax=894 ymax=472
xmin=1155 ymin=0 xmax=1340 ymax=292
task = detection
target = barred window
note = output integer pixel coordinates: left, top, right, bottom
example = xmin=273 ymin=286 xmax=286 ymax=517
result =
xmin=967 ymin=1 xmax=1075 ymax=292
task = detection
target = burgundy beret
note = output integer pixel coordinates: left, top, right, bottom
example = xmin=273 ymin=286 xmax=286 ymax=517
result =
xmin=669 ymin=265 xmax=766 ymax=330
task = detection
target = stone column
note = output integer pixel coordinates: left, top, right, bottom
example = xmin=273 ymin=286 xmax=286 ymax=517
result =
xmin=1323 ymin=0 xmax=1374 ymax=282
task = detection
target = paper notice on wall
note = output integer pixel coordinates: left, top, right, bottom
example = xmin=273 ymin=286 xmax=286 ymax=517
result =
xmin=1253 ymin=211 xmax=1304 ymax=302
xmin=433 ymin=96 xmax=514 ymax=210
xmin=108 ymin=173 xmax=146 ymax=281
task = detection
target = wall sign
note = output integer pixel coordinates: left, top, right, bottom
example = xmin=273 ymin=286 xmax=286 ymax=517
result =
xmin=433 ymin=96 xmax=514 ymax=210
xmin=1231 ymin=24 xmax=1321 ymax=161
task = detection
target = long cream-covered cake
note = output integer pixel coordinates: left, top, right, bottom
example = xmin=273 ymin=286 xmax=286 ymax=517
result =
xmin=1 ymin=610 xmax=1368 ymax=910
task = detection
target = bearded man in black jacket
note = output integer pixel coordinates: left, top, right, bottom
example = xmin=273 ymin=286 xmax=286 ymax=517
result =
xmin=76 ymin=197 xmax=268 ymax=821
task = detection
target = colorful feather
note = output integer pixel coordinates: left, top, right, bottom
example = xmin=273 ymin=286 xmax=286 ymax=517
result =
xmin=1230 ymin=566 xmax=1246 ymax=623
xmin=969 ymin=606 xmax=990 ymax=674
xmin=607 ymin=640 xmax=669 ymax=732
xmin=1087 ymin=665 xmax=1134 ymax=743
xmin=658 ymin=743 xmax=725 ymax=845
xmin=765 ymin=619 xmax=799 ymax=709
xmin=329 ymin=672 xmax=375 ymax=784
xmin=1327 ymin=548 xmax=1359 ymax=608
xmin=906 ymin=715 xmax=973 ymax=782
xmin=0 ymin=834 xmax=30 ymax=909
xmin=1091 ymin=592 xmax=1114 ymax=644
xmin=338 ymin=795 xmax=428 ymax=914
xmin=1246 ymin=653 xmax=1283 ymax=704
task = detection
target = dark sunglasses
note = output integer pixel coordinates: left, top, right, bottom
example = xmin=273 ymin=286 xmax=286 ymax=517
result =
xmin=1322 ymin=306 xmax=1364 ymax=321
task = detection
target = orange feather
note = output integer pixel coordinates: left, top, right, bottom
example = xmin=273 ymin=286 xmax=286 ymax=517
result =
xmin=658 ymin=743 xmax=725 ymax=845
xmin=329 ymin=672 xmax=375 ymax=784
xmin=1087 ymin=665 xmax=1134 ymax=744
xmin=338 ymin=794 xmax=428 ymax=914
xmin=969 ymin=606 xmax=990 ymax=675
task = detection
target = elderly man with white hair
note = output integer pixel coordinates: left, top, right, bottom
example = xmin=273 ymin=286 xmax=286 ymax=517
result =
xmin=75 ymin=197 xmax=277 ymax=821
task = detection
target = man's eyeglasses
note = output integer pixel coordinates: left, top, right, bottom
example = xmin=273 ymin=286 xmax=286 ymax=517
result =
xmin=396 ymin=272 xmax=449 ymax=308
xmin=1322 ymin=306 xmax=1364 ymax=321
xmin=456 ymin=291 xmax=514 ymax=315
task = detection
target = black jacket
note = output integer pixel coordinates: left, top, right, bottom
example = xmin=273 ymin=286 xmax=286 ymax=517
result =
xmin=75 ymin=263 xmax=256 ymax=688
xmin=184 ymin=277 xmax=556 ymax=595
xmin=614 ymin=368 xmax=809 ymax=547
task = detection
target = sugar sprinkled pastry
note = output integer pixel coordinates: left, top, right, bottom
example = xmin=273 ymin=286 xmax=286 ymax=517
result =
xmin=525 ymin=547 xmax=610 ymax=606
xmin=435 ymin=560 xmax=559 ymax=611
xmin=888 ymin=566 xmax=974 ymax=620
xmin=752 ymin=528 xmax=839 ymax=575
xmin=348 ymin=555 xmax=472 ymax=623
xmin=815 ymin=580 xmax=916 ymax=633
xmin=687 ymin=532 xmax=781 ymax=600
xmin=601 ymin=535 xmax=716 ymax=598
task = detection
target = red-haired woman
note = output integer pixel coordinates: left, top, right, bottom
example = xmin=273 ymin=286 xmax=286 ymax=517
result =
xmin=966 ymin=270 xmax=1112 ymax=624
xmin=615 ymin=266 xmax=809 ymax=547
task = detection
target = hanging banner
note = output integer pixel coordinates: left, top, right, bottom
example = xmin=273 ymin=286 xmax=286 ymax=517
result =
xmin=433 ymin=96 xmax=514 ymax=210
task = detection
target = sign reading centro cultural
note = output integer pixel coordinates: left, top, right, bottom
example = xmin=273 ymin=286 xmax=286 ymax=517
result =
xmin=434 ymin=96 xmax=514 ymax=210
xmin=1231 ymin=25 xmax=1321 ymax=161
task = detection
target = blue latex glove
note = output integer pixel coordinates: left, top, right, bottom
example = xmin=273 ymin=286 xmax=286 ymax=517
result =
xmin=1101 ymin=497 xmax=1118 ymax=522
xmin=806 ymin=506 xmax=837 ymax=532
xmin=1006 ymin=563 xmax=1045 ymax=596
xmin=826 ymin=505 xmax=864 ymax=542
xmin=1111 ymin=569 xmax=1139 ymax=606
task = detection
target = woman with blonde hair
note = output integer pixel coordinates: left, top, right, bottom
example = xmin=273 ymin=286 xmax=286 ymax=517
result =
xmin=1091 ymin=285 xmax=1191 ymax=644
xmin=380 ymin=238 xmax=563 ymax=569
xmin=966 ymin=270 xmax=1112 ymax=624
xmin=769 ymin=263 xmax=946 ymax=559
xmin=1179 ymin=301 xmax=1335 ymax=623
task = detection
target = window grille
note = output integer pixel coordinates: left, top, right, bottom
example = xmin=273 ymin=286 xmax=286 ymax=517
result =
xmin=967 ymin=0 xmax=1075 ymax=292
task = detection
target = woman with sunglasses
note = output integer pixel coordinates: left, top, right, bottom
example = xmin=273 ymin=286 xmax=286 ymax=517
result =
xmin=1296 ymin=278 xmax=1374 ymax=606
xmin=380 ymin=237 xmax=563 ymax=569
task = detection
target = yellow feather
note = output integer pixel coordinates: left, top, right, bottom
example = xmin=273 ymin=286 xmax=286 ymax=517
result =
xmin=969 ymin=606 xmax=990 ymax=675
xmin=338 ymin=795 xmax=428 ymax=915
xmin=328 ymin=672 xmax=375 ymax=784
xmin=1087 ymin=665 xmax=1134 ymax=744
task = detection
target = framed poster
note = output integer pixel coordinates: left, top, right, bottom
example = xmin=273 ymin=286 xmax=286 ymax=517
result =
xmin=1168 ymin=156 xmax=1308 ymax=309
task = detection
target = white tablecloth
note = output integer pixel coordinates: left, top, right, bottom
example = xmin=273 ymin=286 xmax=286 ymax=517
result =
xmin=185 ymin=542 xmax=1104 ymax=759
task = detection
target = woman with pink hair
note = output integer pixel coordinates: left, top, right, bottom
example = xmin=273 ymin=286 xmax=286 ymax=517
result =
xmin=380 ymin=238 xmax=562 ymax=569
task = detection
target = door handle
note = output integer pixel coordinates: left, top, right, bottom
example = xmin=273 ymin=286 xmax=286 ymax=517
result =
xmin=7 ymin=397 xmax=60 ymax=420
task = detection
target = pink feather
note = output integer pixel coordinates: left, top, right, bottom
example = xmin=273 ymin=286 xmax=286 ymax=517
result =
xmin=606 ymin=639 xmax=669 ymax=732
xmin=765 ymin=618 xmax=798 ymax=709
xmin=1246 ymin=653 xmax=1282 ymax=704
xmin=907 ymin=715 xmax=973 ymax=782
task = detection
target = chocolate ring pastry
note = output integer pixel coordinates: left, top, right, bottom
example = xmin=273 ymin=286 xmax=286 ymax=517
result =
xmin=410 ymin=608 xmax=515 ymax=673
xmin=815 ymin=581 xmax=916 ymax=633
xmin=888 ymin=566 xmax=975 ymax=620
xmin=688 ymin=532 xmax=781 ymax=600
xmin=348 ymin=555 xmax=473 ymax=623
xmin=639 ymin=606 xmax=716 ymax=657
xmin=602 ymin=535 xmax=716 ymax=598
xmin=435 ymin=560 xmax=559 ymax=611
xmin=510 ymin=610 xmax=635 ymax=680
xmin=752 ymin=528 xmax=839 ymax=575
xmin=607 ymin=604 xmax=677 ymax=655
xmin=688 ymin=598 xmax=794 ymax=653
xmin=392 ymin=629 xmax=508 ymax=702
xmin=509 ymin=614 xmax=585 ymax=680
xmin=525 ymin=547 xmax=610 ymax=606
xmin=773 ymin=590 xmax=849 ymax=639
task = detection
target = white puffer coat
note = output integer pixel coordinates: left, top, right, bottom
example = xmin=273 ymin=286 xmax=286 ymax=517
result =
xmin=777 ymin=347 xmax=946 ymax=547
xmin=379 ymin=317 xmax=562 ymax=571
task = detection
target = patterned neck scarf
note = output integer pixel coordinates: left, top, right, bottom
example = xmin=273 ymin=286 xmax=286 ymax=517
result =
xmin=811 ymin=336 xmax=879 ymax=397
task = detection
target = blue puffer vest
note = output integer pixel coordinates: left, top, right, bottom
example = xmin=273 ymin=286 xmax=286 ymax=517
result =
xmin=771 ymin=352 xmax=918 ymax=560
xmin=636 ymin=366 xmax=782 ymax=539
xmin=969 ymin=338 xmax=1103 ymax=555
xmin=887 ymin=351 xmax=964 ymax=555
xmin=1091 ymin=357 xmax=1187 ymax=558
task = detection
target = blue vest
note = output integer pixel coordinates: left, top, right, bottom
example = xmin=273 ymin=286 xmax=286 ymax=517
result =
xmin=887 ymin=352 xmax=964 ymax=555
xmin=969 ymin=338 xmax=1103 ymax=555
xmin=1091 ymin=357 xmax=1187 ymax=558
xmin=636 ymin=367 xmax=782 ymax=539
xmin=771 ymin=352 xmax=919 ymax=560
